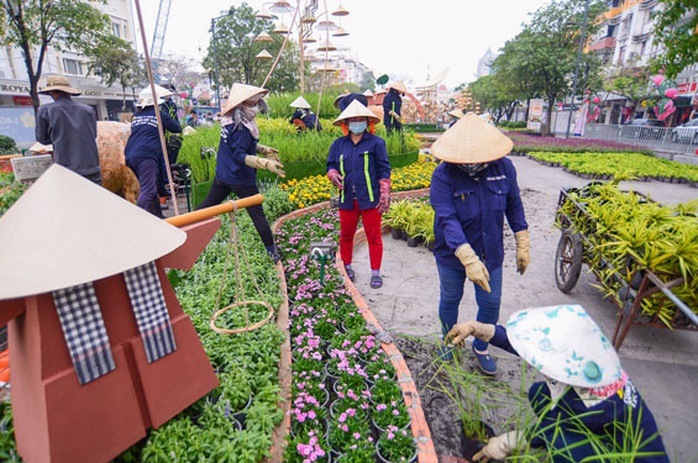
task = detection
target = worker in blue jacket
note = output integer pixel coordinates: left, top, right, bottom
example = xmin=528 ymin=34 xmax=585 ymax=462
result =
xmin=382 ymin=81 xmax=407 ymax=134
xmin=430 ymin=112 xmax=530 ymax=371
xmin=446 ymin=304 xmax=669 ymax=463
xmin=289 ymin=95 xmax=322 ymax=131
xmin=125 ymin=86 xmax=182 ymax=218
xmin=195 ymin=83 xmax=286 ymax=262
xmin=327 ymin=100 xmax=391 ymax=288
xmin=333 ymin=92 xmax=368 ymax=112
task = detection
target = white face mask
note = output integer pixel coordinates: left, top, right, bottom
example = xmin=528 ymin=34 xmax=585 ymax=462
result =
xmin=348 ymin=121 xmax=367 ymax=134
xmin=242 ymin=105 xmax=259 ymax=119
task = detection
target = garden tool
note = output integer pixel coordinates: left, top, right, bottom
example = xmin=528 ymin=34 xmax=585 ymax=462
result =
xmin=244 ymin=155 xmax=286 ymax=178
xmin=473 ymin=430 xmax=527 ymax=462
xmin=514 ymin=229 xmax=530 ymax=274
xmin=455 ymin=243 xmax=491 ymax=292
xmin=445 ymin=321 xmax=495 ymax=347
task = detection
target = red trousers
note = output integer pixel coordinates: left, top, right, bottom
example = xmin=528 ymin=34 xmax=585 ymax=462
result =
xmin=339 ymin=201 xmax=383 ymax=270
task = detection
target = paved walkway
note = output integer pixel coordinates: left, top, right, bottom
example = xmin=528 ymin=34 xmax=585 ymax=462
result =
xmin=351 ymin=156 xmax=698 ymax=462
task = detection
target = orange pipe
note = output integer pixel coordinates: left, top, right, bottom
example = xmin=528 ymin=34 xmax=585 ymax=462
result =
xmin=164 ymin=194 xmax=264 ymax=228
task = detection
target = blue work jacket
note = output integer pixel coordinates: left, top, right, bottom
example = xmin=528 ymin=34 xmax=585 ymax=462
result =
xmin=290 ymin=109 xmax=322 ymax=131
xmin=125 ymin=106 xmax=181 ymax=163
xmin=490 ymin=326 xmax=669 ymax=463
xmin=215 ymin=123 xmax=258 ymax=187
xmin=430 ymin=158 xmax=527 ymax=271
xmin=382 ymin=90 xmax=403 ymax=129
xmin=326 ymin=132 xmax=390 ymax=211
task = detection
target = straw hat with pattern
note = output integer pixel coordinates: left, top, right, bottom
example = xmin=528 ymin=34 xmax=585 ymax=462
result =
xmin=431 ymin=112 xmax=513 ymax=164
xmin=388 ymin=80 xmax=407 ymax=94
xmin=505 ymin=305 xmax=623 ymax=388
xmin=39 ymin=75 xmax=81 ymax=95
xmin=333 ymin=99 xmax=380 ymax=126
xmin=221 ymin=83 xmax=268 ymax=116
xmin=290 ymin=95 xmax=311 ymax=109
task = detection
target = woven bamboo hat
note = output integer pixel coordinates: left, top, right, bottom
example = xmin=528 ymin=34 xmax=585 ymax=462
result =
xmin=448 ymin=108 xmax=464 ymax=119
xmin=388 ymin=80 xmax=407 ymax=95
xmin=136 ymin=84 xmax=175 ymax=108
xmin=0 ymin=165 xmax=186 ymax=300
xmin=506 ymin=305 xmax=622 ymax=388
xmin=39 ymin=75 xmax=81 ymax=95
xmin=290 ymin=95 xmax=311 ymax=109
xmin=333 ymin=99 xmax=380 ymax=126
xmin=431 ymin=112 xmax=513 ymax=163
xmin=221 ymin=83 xmax=268 ymax=116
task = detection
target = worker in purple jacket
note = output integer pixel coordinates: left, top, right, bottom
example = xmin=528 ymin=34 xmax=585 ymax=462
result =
xmin=446 ymin=304 xmax=669 ymax=463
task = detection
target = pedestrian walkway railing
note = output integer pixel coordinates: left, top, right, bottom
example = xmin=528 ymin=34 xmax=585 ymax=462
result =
xmin=583 ymin=124 xmax=698 ymax=155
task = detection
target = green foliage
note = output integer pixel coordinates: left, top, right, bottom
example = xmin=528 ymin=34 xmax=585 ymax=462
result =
xmin=177 ymin=125 xmax=221 ymax=182
xmin=0 ymin=170 xmax=27 ymax=215
xmin=0 ymin=136 xmax=17 ymax=155
xmin=651 ymin=1 xmax=698 ymax=78
xmin=86 ymin=35 xmax=143 ymax=103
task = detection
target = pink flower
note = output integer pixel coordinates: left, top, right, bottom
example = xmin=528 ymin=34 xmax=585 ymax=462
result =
xmin=353 ymin=432 xmax=361 ymax=439
xmin=338 ymin=412 xmax=347 ymax=423
xmin=341 ymin=424 xmax=349 ymax=432
xmin=376 ymin=404 xmax=387 ymax=411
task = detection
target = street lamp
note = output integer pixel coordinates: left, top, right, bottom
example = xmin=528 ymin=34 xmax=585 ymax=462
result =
xmin=565 ymin=0 xmax=590 ymax=138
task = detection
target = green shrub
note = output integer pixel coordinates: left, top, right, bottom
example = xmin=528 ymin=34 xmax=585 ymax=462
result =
xmin=0 ymin=135 xmax=17 ymax=155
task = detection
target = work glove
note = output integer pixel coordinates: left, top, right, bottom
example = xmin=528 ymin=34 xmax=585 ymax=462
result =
xmin=445 ymin=321 xmax=495 ymax=347
xmin=256 ymin=144 xmax=281 ymax=163
xmin=377 ymin=178 xmax=391 ymax=214
xmin=455 ymin=244 xmax=491 ymax=293
xmin=514 ymin=229 xmax=531 ymax=275
xmin=244 ymin=155 xmax=286 ymax=178
xmin=473 ymin=430 xmax=526 ymax=462
xmin=389 ymin=110 xmax=402 ymax=122
xmin=327 ymin=169 xmax=343 ymax=189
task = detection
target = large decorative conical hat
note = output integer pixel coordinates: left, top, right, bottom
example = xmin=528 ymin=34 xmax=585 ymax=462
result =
xmin=289 ymin=95 xmax=311 ymax=109
xmin=0 ymin=164 xmax=186 ymax=300
xmin=506 ymin=305 xmax=622 ymax=388
xmin=221 ymin=83 xmax=268 ymax=116
xmin=431 ymin=112 xmax=513 ymax=163
xmin=333 ymin=99 xmax=380 ymax=126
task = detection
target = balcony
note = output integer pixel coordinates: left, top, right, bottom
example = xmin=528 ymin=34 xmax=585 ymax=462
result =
xmin=589 ymin=36 xmax=617 ymax=51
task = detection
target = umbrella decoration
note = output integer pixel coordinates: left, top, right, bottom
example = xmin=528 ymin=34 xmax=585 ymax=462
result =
xmin=650 ymin=73 xmax=678 ymax=121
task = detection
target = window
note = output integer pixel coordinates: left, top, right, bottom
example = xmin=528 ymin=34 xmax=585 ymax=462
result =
xmin=640 ymin=40 xmax=647 ymax=55
xmin=63 ymin=58 xmax=82 ymax=75
xmin=112 ymin=22 xmax=121 ymax=38
xmin=618 ymin=46 xmax=626 ymax=66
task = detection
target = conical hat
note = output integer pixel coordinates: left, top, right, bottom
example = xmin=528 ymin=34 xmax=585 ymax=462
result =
xmin=506 ymin=305 xmax=622 ymax=388
xmin=221 ymin=83 xmax=268 ymax=116
xmin=290 ymin=95 xmax=311 ymax=109
xmin=363 ymin=89 xmax=374 ymax=97
xmin=448 ymin=108 xmax=464 ymax=119
xmin=388 ymin=81 xmax=407 ymax=94
xmin=431 ymin=112 xmax=513 ymax=163
xmin=136 ymin=84 xmax=175 ymax=108
xmin=0 ymin=165 xmax=186 ymax=300
xmin=333 ymin=99 xmax=380 ymax=126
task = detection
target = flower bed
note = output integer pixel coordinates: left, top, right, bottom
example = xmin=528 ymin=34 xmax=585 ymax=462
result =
xmin=506 ymin=131 xmax=653 ymax=155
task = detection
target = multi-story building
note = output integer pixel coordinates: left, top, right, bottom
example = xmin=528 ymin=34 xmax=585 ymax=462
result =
xmin=476 ymin=48 xmax=498 ymax=79
xmin=0 ymin=0 xmax=138 ymax=146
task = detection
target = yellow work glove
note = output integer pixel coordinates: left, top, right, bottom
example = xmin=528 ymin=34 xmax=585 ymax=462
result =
xmin=244 ymin=155 xmax=286 ymax=178
xmin=455 ymin=244 xmax=491 ymax=293
xmin=445 ymin=321 xmax=495 ymax=347
xmin=256 ymin=144 xmax=281 ymax=163
xmin=514 ymin=230 xmax=531 ymax=275
xmin=473 ymin=430 xmax=527 ymax=462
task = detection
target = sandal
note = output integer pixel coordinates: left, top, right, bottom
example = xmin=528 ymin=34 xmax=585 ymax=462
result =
xmin=370 ymin=275 xmax=383 ymax=289
xmin=345 ymin=267 xmax=356 ymax=282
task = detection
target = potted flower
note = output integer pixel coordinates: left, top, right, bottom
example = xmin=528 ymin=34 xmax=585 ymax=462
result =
xmin=376 ymin=425 xmax=417 ymax=463
xmin=370 ymin=378 xmax=403 ymax=405
xmin=334 ymin=440 xmax=375 ymax=463
xmin=372 ymin=400 xmax=411 ymax=432
xmin=285 ymin=429 xmax=331 ymax=463
xmin=327 ymin=409 xmax=372 ymax=454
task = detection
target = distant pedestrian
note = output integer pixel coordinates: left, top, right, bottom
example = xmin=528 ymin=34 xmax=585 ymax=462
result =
xmin=289 ymin=95 xmax=322 ymax=131
xmin=125 ymin=86 xmax=182 ymax=218
xmin=448 ymin=108 xmax=464 ymax=128
xmin=383 ymin=81 xmax=407 ymax=134
xmin=35 ymin=75 xmax=102 ymax=184
xmin=327 ymin=100 xmax=391 ymax=288
xmin=334 ymin=92 xmax=368 ymax=112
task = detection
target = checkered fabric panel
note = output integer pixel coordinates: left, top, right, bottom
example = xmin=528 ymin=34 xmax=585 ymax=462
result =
xmin=53 ymin=283 xmax=116 ymax=385
xmin=123 ymin=261 xmax=176 ymax=363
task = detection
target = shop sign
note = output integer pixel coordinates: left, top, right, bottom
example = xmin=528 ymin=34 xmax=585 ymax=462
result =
xmin=11 ymin=154 xmax=52 ymax=182
xmin=13 ymin=96 xmax=33 ymax=106
xmin=678 ymin=82 xmax=697 ymax=95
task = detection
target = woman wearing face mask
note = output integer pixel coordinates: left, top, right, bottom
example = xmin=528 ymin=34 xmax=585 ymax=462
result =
xmin=195 ymin=83 xmax=286 ymax=262
xmin=326 ymin=100 xmax=391 ymax=289
xmin=429 ymin=112 xmax=530 ymax=370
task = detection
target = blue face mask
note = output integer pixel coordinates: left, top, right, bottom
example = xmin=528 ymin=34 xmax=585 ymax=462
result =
xmin=348 ymin=121 xmax=367 ymax=134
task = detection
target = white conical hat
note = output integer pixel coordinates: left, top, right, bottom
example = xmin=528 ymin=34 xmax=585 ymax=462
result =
xmin=388 ymin=80 xmax=407 ymax=94
xmin=506 ymin=305 xmax=623 ymax=388
xmin=0 ymin=165 xmax=186 ymax=300
xmin=290 ymin=95 xmax=311 ymax=109
xmin=221 ymin=83 xmax=268 ymax=116
xmin=431 ymin=112 xmax=513 ymax=163
xmin=136 ymin=84 xmax=175 ymax=108
xmin=333 ymin=99 xmax=380 ymax=126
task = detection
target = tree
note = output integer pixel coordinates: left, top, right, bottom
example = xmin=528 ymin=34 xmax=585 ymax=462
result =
xmin=203 ymin=3 xmax=299 ymax=95
xmin=87 ymin=35 xmax=144 ymax=111
xmin=469 ymin=75 xmax=520 ymax=123
xmin=0 ymin=0 xmax=123 ymax=114
xmin=651 ymin=1 xmax=698 ymax=78
xmin=603 ymin=63 xmax=652 ymax=123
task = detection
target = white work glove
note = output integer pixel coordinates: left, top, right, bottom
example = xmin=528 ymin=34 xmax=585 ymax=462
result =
xmin=244 ymin=155 xmax=286 ymax=178
xmin=514 ymin=230 xmax=531 ymax=275
xmin=256 ymin=144 xmax=281 ymax=163
xmin=455 ymin=244 xmax=491 ymax=293
xmin=473 ymin=430 xmax=526 ymax=462
xmin=445 ymin=321 xmax=495 ymax=347
xmin=389 ymin=110 xmax=402 ymax=122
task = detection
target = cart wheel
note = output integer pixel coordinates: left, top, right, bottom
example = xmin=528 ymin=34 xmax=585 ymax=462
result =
xmin=555 ymin=231 xmax=583 ymax=293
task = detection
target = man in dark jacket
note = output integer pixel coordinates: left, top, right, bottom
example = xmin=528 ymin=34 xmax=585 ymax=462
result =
xmin=35 ymin=75 xmax=102 ymax=184
xmin=382 ymin=81 xmax=407 ymax=134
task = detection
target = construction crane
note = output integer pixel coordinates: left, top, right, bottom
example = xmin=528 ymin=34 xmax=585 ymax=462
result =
xmin=150 ymin=0 xmax=173 ymax=83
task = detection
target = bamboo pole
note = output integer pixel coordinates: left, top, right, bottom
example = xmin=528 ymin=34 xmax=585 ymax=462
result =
xmin=164 ymin=194 xmax=263 ymax=228
xmin=133 ymin=0 xmax=180 ymax=215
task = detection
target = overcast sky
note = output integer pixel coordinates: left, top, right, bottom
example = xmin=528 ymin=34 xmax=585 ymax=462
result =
xmin=135 ymin=0 xmax=551 ymax=88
